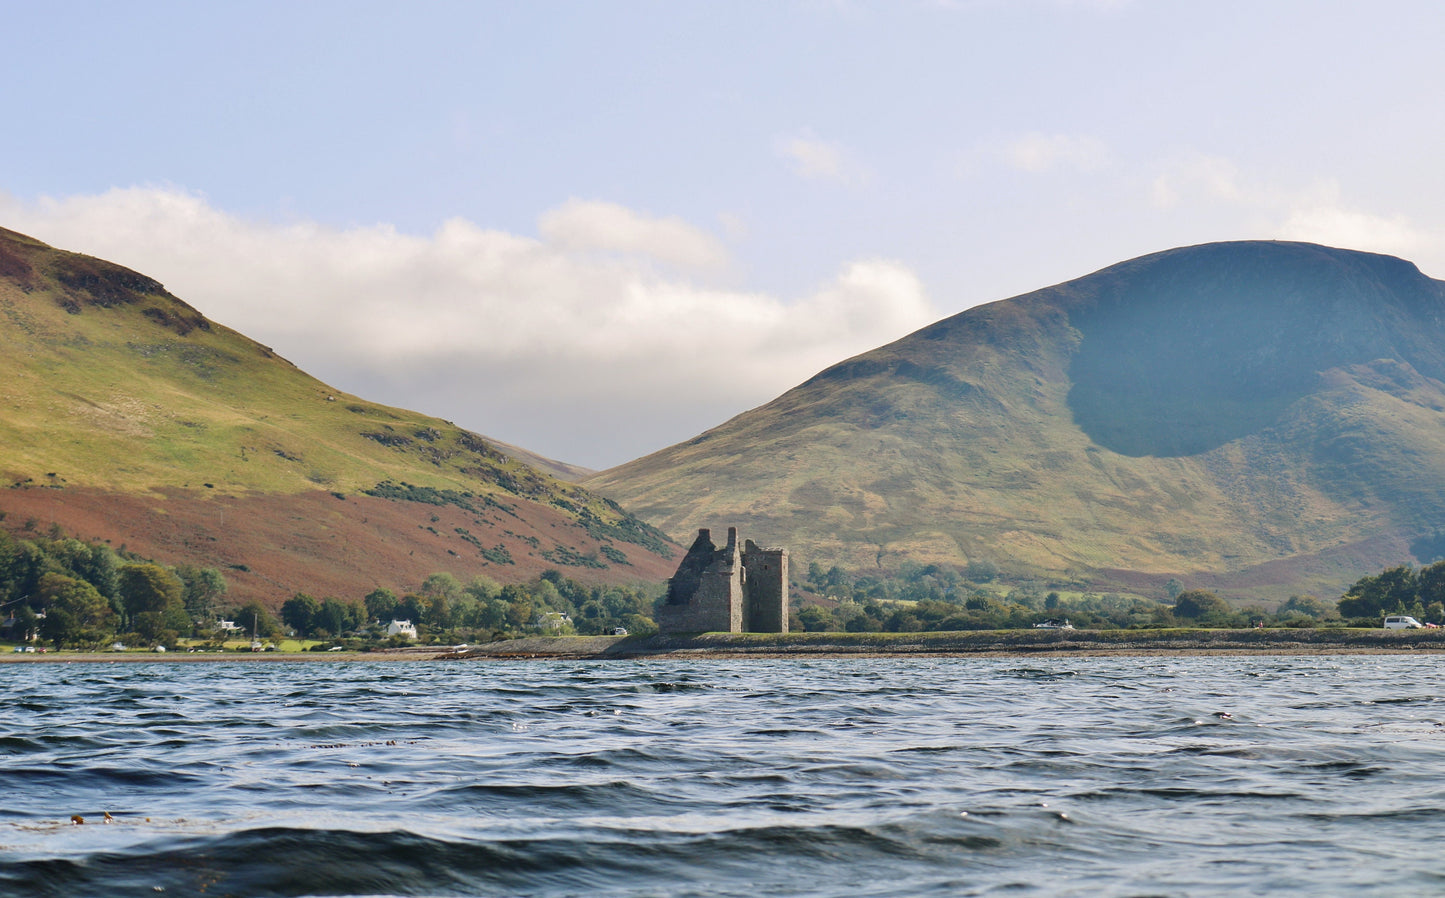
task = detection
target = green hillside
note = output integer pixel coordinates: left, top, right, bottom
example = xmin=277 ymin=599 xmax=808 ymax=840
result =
xmin=587 ymin=241 xmax=1445 ymax=599
xmin=0 ymin=227 xmax=675 ymax=602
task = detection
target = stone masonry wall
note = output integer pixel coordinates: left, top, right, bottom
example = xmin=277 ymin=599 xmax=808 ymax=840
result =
xmin=742 ymin=540 xmax=788 ymax=633
xmin=657 ymin=528 xmax=742 ymax=633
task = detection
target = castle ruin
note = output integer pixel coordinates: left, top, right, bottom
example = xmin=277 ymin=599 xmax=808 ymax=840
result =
xmin=657 ymin=527 xmax=788 ymax=633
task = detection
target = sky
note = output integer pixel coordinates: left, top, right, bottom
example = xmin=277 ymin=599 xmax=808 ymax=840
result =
xmin=4 ymin=0 xmax=1444 ymax=469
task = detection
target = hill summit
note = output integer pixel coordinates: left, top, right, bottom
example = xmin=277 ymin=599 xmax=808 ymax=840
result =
xmin=0 ymin=227 xmax=676 ymax=604
xmin=587 ymin=241 xmax=1445 ymax=598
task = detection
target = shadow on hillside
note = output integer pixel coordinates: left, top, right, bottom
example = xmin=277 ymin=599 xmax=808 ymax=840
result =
xmin=1066 ymin=242 xmax=1442 ymax=458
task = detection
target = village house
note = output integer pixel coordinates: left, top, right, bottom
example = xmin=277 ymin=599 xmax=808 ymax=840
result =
xmin=387 ymin=619 xmax=418 ymax=640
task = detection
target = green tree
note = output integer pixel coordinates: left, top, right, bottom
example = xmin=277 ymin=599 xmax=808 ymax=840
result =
xmin=463 ymin=576 xmax=500 ymax=603
xmin=395 ymin=594 xmax=425 ymax=624
xmin=474 ymin=597 xmax=508 ymax=631
xmin=52 ymin=577 xmax=118 ymax=648
xmin=132 ymin=613 xmax=174 ymax=644
xmin=502 ymin=584 xmax=533 ymax=629
xmin=1173 ymin=589 xmax=1232 ymax=622
xmin=281 ymin=593 xmax=321 ymax=637
xmin=117 ymin=563 xmax=188 ymax=635
xmin=316 ymin=598 xmax=360 ymax=636
xmin=1279 ymin=595 xmax=1331 ymax=619
xmin=1338 ymin=565 xmax=1418 ymax=619
xmin=118 ymin=564 xmax=184 ymax=618
xmin=364 ymin=587 xmax=398 ymax=623
xmin=51 ymin=539 xmax=119 ymax=600
xmin=176 ymin=565 xmax=228 ymax=622
xmin=426 ymin=593 xmax=452 ymax=629
xmin=797 ymin=606 xmax=834 ymax=632
xmin=420 ymin=572 xmax=462 ymax=602
xmin=40 ymin=607 xmax=78 ymax=648
xmin=0 ymin=534 xmax=44 ymax=605
xmin=235 ymin=600 xmax=280 ymax=639
xmin=1416 ymin=561 xmax=1445 ymax=609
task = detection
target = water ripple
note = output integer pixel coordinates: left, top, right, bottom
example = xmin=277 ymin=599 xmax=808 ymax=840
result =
xmin=4 ymin=656 xmax=1445 ymax=895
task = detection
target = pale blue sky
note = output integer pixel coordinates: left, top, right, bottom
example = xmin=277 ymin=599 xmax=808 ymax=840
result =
xmin=5 ymin=1 xmax=1443 ymax=467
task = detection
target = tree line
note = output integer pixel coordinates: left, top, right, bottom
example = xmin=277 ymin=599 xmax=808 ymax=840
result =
xmin=8 ymin=521 xmax=1436 ymax=649
xmin=272 ymin=570 xmax=659 ymax=646
xmin=0 ymin=528 xmax=228 ymax=648
xmin=1334 ymin=561 xmax=1445 ymax=624
xmin=0 ymin=526 xmax=658 ymax=649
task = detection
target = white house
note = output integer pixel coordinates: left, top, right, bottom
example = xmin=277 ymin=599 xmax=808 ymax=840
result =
xmin=387 ymin=619 xmax=418 ymax=639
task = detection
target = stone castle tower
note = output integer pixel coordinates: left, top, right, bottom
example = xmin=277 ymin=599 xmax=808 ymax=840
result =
xmin=657 ymin=527 xmax=788 ymax=633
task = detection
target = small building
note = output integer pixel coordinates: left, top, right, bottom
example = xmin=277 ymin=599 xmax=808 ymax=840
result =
xmin=387 ymin=619 xmax=418 ymax=639
xmin=657 ymin=527 xmax=788 ymax=634
xmin=214 ymin=619 xmax=243 ymax=633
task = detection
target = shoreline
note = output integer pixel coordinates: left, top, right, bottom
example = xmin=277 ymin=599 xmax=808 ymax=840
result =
xmin=8 ymin=628 xmax=1445 ymax=662
xmin=0 ymin=649 xmax=439 ymax=664
xmin=459 ymin=628 xmax=1445 ymax=660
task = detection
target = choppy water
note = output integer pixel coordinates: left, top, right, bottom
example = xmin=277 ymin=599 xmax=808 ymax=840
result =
xmin=3 ymin=656 xmax=1445 ymax=897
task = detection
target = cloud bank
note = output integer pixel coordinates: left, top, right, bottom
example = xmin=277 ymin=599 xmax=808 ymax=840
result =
xmin=0 ymin=188 xmax=936 ymax=468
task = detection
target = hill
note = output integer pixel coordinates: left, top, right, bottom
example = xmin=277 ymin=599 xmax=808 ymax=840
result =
xmin=586 ymin=241 xmax=1445 ymax=600
xmin=0 ymin=227 xmax=675 ymax=604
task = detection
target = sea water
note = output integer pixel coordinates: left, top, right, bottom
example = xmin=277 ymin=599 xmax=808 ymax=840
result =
xmin=2 ymin=656 xmax=1444 ymax=897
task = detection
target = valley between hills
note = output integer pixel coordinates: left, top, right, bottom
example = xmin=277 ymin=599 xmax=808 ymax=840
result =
xmin=5 ymin=228 xmax=1445 ymax=617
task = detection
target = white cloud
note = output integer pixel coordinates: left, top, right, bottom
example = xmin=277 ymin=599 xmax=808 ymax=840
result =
xmin=1149 ymin=155 xmax=1437 ymax=259
xmin=0 ymin=188 xmax=935 ymax=467
xmin=1150 ymin=153 xmax=1243 ymax=208
xmin=1276 ymin=181 xmax=1432 ymax=258
xmin=537 ymin=198 xmax=728 ymax=270
xmin=1001 ymin=133 xmax=1111 ymax=174
xmin=776 ymin=133 xmax=870 ymax=184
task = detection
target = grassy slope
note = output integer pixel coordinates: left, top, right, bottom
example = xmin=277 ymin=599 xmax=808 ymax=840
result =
xmin=588 ymin=241 xmax=1445 ymax=600
xmin=2 ymin=228 xmax=567 ymax=499
xmin=0 ymin=228 xmax=675 ymax=600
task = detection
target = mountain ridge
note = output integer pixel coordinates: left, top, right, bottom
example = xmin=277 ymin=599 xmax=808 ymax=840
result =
xmin=587 ymin=240 xmax=1445 ymax=600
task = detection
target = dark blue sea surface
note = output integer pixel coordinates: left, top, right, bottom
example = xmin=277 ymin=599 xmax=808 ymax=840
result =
xmin=3 ymin=656 xmax=1445 ymax=896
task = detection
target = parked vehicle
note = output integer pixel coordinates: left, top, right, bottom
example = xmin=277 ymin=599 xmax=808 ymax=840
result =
xmin=1384 ymin=615 xmax=1424 ymax=629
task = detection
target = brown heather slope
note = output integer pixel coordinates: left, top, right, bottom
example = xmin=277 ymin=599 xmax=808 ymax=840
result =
xmin=0 ymin=486 xmax=673 ymax=604
xmin=587 ymin=241 xmax=1445 ymax=602
xmin=0 ymin=227 xmax=676 ymax=605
